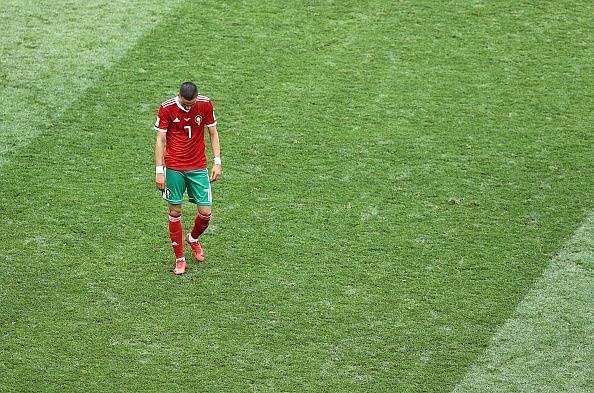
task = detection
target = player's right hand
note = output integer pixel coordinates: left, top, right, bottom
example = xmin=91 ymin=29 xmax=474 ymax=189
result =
xmin=155 ymin=173 xmax=165 ymax=191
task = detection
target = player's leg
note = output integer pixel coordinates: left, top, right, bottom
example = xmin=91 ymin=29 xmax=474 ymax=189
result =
xmin=168 ymin=204 xmax=186 ymax=274
xmin=191 ymin=205 xmax=212 ymax=241
xmin=164 ymin=168 xmax=187 ymax=274
xmin=185 ymin=169 xmax=212 ymax=262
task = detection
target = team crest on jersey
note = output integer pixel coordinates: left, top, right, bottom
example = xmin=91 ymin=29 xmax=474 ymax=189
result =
xmin=194 ymin=115 xmax=202 ymax=124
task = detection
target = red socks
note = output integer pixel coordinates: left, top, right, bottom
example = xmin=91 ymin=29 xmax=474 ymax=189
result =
xmin=190 ymin=212 xmax=211 ymax=240
xmin=169 ymin=212 xmax=211 ymax=260
xmin=168 ymin=214 xmax=184 ymax=259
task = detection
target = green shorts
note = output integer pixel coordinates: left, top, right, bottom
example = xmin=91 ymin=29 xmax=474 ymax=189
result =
xmin=163 ymin=168 xmax=212 ymax=206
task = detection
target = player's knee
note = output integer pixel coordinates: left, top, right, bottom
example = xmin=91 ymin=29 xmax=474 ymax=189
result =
xmin=169 ymin=204 xmax=182 ymax=216
xmin=198 ymin=206 xmax=212 ymax=218
xmin=198 ymin=211 xmax=211 ymax=221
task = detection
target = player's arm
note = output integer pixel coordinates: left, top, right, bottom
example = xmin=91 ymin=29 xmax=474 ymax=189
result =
xmin=208 ymin=125 xmax=222 ymax=182
xmin=155 ymin=131 xmax=166 ymax=190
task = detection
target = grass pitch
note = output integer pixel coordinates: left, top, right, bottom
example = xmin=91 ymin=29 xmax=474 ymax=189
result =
xmin=0 ymin=1 xmax=592 ymax=392
xmin=454 ymin=213 xmax=594 ymax=392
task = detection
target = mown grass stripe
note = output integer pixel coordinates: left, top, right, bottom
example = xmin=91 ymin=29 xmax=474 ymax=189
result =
xmin=452 ymin=212 xmax=594 ymax=392
xmin=0 ymin=0 xmax=182 ymax=167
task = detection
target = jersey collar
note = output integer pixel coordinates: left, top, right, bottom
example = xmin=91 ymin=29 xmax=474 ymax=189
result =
xmin=175 ymin=96 xmax=190 ymax=112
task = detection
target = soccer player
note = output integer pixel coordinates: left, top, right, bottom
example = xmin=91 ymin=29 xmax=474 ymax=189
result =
xmin=154 ymin=82 xmax=222 ymax=275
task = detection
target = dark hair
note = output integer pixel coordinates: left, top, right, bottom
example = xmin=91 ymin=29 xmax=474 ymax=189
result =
xmin=179 ymin=82 xmax=198 ymax=100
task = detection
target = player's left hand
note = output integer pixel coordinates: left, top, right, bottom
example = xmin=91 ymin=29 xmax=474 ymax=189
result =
xmin=210 ymin=164 xmax=222 ymax=182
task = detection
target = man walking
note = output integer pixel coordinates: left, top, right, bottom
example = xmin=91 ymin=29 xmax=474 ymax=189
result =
xmin=154 ymin=81 xmax=221 ymax=274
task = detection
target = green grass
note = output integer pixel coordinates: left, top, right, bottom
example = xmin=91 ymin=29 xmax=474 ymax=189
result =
xmin=0 ymin=0 xmax=182 ymax=166
xmin=1 ymin=1 xmax=592 ymax=392
xmin=453 ymin=212 xmax=594 ymax=392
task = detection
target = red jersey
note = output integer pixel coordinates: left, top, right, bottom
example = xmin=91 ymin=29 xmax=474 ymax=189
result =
xmin=154 ymin=95 xmax=217 ymax=171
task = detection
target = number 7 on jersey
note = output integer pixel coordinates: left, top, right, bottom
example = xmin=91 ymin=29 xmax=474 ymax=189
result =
xmin=184 ymin=125 xmax=192 ymax=139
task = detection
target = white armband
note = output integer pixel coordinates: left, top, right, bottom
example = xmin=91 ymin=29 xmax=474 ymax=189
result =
xmin=213 ymin=157 xmax=222 ymax=165
xmin=156 ymin=165 xmax=165 ymax=174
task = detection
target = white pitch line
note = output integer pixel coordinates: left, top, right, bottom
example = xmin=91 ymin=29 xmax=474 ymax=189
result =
xmin=452 ymin=211 xmax=594 ymax=393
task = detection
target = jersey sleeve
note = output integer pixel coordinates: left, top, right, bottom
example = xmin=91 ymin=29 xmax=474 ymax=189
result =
xmin=205 ymin=101 xmax=217 ymax=127
xmin=154 ymin=105 xmax=169 ymax=132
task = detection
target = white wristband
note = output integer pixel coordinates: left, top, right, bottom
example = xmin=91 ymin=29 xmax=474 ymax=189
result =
xmin=156 ymin=165 xmax=165 ymax=174
xmin=213 ymin=157 xmax=222 ymax=165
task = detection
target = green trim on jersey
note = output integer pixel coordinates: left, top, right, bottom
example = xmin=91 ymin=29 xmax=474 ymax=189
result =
xmin=163 ymin=168 xmax=212 ymax=206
